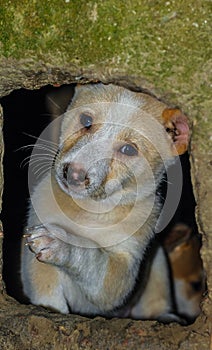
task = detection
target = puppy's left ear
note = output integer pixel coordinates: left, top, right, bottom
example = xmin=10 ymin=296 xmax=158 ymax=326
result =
xmin=162 ymin=108 xmax=190 ymax=155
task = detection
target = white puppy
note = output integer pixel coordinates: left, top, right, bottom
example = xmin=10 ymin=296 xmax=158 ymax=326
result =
xmin=21 ymin=84 xmax=189 ymax=320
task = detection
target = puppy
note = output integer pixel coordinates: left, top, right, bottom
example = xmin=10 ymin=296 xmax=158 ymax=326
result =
xmin=163 ymin=223 xmax=205 ymax=322
xmin=21 ymin=83 xmax=189 ymax=319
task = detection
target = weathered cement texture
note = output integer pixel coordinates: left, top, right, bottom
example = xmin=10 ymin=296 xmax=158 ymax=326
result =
xmin=0 ymin=0 xmax=211 ymax=349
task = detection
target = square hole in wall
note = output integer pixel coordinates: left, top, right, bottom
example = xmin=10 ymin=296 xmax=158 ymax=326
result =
xmin=0 ymin=83 xmax=206 ymax=325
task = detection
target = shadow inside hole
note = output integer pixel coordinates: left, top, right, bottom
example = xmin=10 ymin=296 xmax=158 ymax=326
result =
xmin=0 ymin=84 xmax=74 ymax=301
xmin=0 ymin=83 xmax=205 ymax=324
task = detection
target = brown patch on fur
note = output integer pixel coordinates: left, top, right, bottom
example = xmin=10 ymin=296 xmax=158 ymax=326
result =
xmin=61 ymin=124 xmax=102 ymax=155
xmin=51 ymin=175 xmax=84 ymax=219
xmin=31 ymin=258 xmax=59 ymax=297
xmin=103 ymin=252 xmax=131 ymax=303
xmin=164 ymin=224 xmax=205 ymax=306
xmin=162 ymin=108 xmax=189 ymax=155
xmin=164 ymin=223 xmax=192 ymax=252
xmin=169 ymin=234 xmax=202 ymax=279
xmin=61 ymin=133 xmax=84 ymax=155
xmin=51 ymin=174 xmax=133 ymax=227
xmin=105 ymin=155 xmax=134 ymax=187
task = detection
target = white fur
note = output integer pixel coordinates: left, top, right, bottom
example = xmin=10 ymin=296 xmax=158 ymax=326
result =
xmin=21 ymin=84 xmax=180 ymax=319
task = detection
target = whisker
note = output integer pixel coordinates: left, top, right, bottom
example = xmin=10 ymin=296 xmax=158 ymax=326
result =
xmin=32 ymin=141 xmax=58 ymax=149
xmin=29 ymin=144 xmax=58 ymax=153
xmin=34 ymin=166 xmax=53 ymax=178
xmin=41 ymin=112 xmax=63 ymax=118
xmin=29 ymin=152 xmax=56 ymax=158
xmin=23 ymin=152 xmax=56 ymax=160
xmin=20 ymin=154 xmax=55 ymax=169
xmin=31 ymin=160 xmax=54 ymax=171
xmin=46 ymin=95 xmax=65 ymax=112
xmin=162 ymin=179 xmax=173 ymax=185
xmin=33 ymin=165 xmax=52 ymax=175
xmin=15 ymin=144 xmax=34 ymax=152
xmin=29 ymin=152 xmax=57 ymax=161
xmin=20 ymin=159 xmax=54 ymax=169
xmin=29 ymin=159 xmax=54 ymax=168
xmin=16 ymin=143 xmax=58 ymax=153
xmin=20 ymin=157 xmax=32 ymax=168
xmin=39 ymin=112 xmax=56 ymax=118
xmin=158 ymin=194 xmax=166 ymax=201
xmin=22 ymin=132 xmax=59 ymax=146
xmin=30 ymin=160 xmax=53 ymax=171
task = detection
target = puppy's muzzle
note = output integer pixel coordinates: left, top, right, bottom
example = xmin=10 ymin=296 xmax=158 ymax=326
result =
xmin=63 ymin=162 xmax=89 ymax=188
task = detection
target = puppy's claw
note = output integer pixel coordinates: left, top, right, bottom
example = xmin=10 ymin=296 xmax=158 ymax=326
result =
xmin=36 ymin=252 xmax=42 ymax=259
xmin=24 ymin=224 xmax=46 ymax=234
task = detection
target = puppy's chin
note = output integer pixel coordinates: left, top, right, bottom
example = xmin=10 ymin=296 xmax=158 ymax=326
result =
xmin=56 ymin=175 xmax=127 ymax=208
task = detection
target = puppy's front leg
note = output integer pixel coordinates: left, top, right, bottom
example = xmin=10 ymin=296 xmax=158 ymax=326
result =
xmin=24 ymin=224 xmax=140 ymax=313
xmin=25 ymin=224 xmax=71 ymax=266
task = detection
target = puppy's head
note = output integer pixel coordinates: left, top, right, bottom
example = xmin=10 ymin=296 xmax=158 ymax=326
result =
xmin=54 ymin=84 xmax=189 ymax=204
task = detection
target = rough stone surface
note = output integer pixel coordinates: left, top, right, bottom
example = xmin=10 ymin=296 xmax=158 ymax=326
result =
xmin=0 ymin=1 xmax=211 ymax=349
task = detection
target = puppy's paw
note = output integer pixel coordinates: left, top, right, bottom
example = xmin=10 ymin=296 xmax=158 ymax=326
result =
xmin=157 ymin=312 xmax=187 ymax=325
xmin=24 ymin=224 xmax=68 ymax=265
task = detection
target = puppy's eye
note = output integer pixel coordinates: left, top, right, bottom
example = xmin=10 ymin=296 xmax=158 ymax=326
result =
xmin=119 ymin=144 xmax=138 ymax=156
xmin=190 ymin=281 xmax=202 ymax=292
xmin=80 ymin=114 xmax=93 ymax=129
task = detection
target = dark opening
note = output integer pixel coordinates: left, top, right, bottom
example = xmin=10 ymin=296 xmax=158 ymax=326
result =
xmin=0 ymin=84 xmax=74 ymax=301
xmin=0 ymin=84 xmax=205 ymax=323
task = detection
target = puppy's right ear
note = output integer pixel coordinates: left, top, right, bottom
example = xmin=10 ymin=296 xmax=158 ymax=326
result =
xmin=162 ymin=108 xmax=190 ymax=156
xmin=163 ymin=224 xmax=192 ymax=252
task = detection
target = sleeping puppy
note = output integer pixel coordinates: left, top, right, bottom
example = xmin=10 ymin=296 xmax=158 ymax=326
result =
xmin=163 ymin=223 xmax=205 ymax=323
xmin=21 ymin=83 xmax=189 ymax=320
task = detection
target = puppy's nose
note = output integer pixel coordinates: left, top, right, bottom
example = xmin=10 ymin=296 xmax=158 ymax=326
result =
xmin=63 ymin=163 xmax=88 ymax=187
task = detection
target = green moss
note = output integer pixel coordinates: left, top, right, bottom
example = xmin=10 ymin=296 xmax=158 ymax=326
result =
xmin=0 ymin=1 xmax=211 ymax=71
xmin=0 ymin=0 xmax=211 ymax=151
